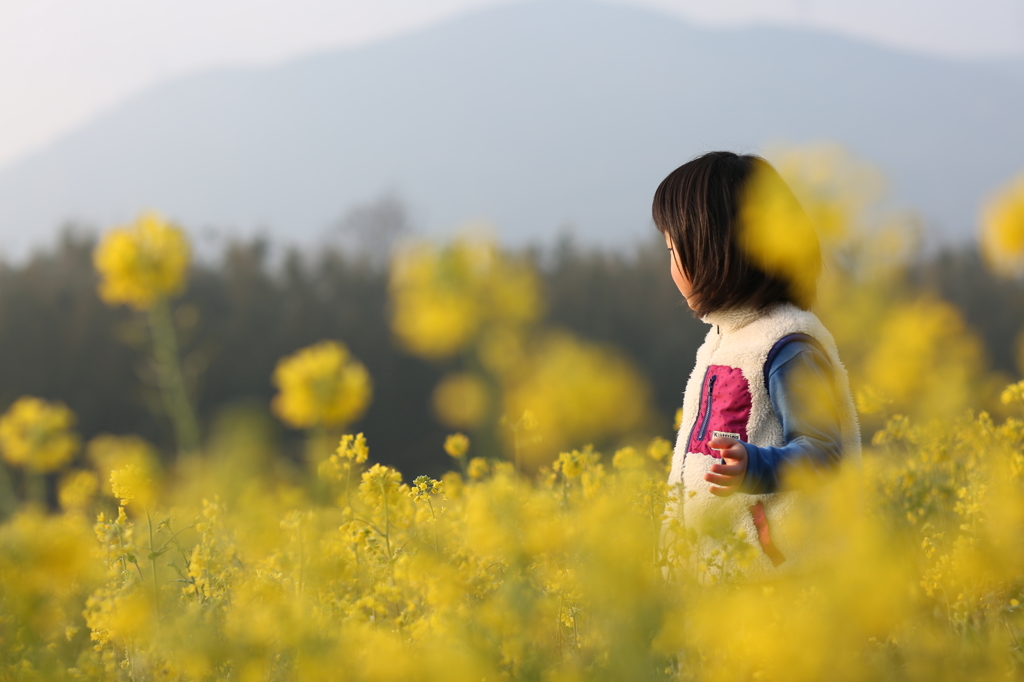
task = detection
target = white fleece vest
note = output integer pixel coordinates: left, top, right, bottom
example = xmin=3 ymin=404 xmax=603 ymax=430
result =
xmin=666 ymin=302 xmax=861 ymax=583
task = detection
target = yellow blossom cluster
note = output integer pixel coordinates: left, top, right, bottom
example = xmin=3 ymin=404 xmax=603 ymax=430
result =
xmin=271 ymin=340 xmax=373 ymax=429
xmin=409 ymin=475 xmax=443 ymax=502
xmin=432 ymin=371 xmax=490 ymax=428
xmin=93 ymin=212 xmax=190 ymax=311
xmin=319 ymin=432 xmax=370 ymax=483
xmin=390 ymin=235 xmax=653 ymax=463
xmin=501 ymin=332 xmax=652 ymax=462
xmin=0 ymin=396 xmax=80 ymax=473
xmin=611 ymin=444 xmax=646 ymax=471
xmin=86 ymin=434 xmax=161 ymax=509
xmin=774 ymin=144 xmax=1008 ymax=428
xmin=443 ymin=432 xmax=470 ymax=459
xmin=359 ymin=462 xmax=406 ymax=510
xmin=467 ymin=456 xmax=490 ymax=480
xmin=108 ymin=463 xmax=156 ymax=509
xmin=0 ymin=390 xmax=1022 ymax=680
xmin=738 ymin=159 xmax=822 ymax=305
xmin=980 ymin=172 xmax=1024 ymax=276
xmin=58 ymin=469 xmax=99 ymax=512
xmin=1002 ymin=379 xmax=1024 ymax=409
xmin=389 ymin=237 xmax=541 ymax=360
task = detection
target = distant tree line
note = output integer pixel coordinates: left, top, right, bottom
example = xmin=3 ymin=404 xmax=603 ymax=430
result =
xmin=0 ymin=226 xmax=1021 ymax=479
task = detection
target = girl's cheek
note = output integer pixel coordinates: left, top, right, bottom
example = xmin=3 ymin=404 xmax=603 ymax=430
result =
xmin=672 ymin=268 xmax=695 ymax=308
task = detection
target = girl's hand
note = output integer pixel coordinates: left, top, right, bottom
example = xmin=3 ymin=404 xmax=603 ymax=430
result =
xmin=704 ymin=436 xmax=747 ymax=497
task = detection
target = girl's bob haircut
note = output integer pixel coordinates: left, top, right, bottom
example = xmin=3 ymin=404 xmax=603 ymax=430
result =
xmin=653 ymin=151 xmax=821 ymax=318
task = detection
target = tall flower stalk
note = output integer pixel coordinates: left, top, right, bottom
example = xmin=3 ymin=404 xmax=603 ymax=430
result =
xmin=271 ymin=340 xmax=373 ymax=480
xmin=0 ymin=396 xmax=80 ymax=511
xmin=146 ymin=298 xmax=200 ymax=455
xmin=93 ymin=213 xmax=200 ymax=457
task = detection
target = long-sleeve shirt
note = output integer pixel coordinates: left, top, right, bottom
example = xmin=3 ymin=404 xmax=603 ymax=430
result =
xmin=739 ymin=339 xmax=843 ymax=495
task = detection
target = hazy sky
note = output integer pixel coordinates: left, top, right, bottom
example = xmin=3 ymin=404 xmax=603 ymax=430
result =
xmin=2 ymin=0 xmax=1022 ymax=170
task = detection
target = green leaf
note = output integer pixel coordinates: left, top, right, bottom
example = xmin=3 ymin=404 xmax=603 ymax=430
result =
xmin=147 ymin=547 xmax=170 ymax=560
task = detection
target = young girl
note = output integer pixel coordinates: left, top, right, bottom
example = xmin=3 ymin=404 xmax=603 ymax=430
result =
xmin=655 ymin=151 xmax=861 ymax=582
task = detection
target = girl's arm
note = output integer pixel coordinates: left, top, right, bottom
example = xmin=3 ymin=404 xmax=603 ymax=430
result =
xmin=740 ymin=341 xmax=843 ymax=495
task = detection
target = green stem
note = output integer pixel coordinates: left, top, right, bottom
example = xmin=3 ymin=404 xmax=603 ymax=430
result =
xmin=650 ymin=497 xmax=659 ymax=566
xmin=428 ymin=498 xmax=440 ymax=560
xmin=383 ymin=493 xmax=392 ymax=560
xmin=147 ymin=510 xmax=161 ymax=620
xmin=297 ymin=520 xmax=305 ymax=597
xmin=380 ymin=482 xmax=395 ymax=586
xmin=513 ymin=428 xmax=521 ymax=474
xmin=307 ymin=426 xmax=333 ymax=505
xmin=305 ymin=426 xmax=328 ymax=462
xmin=148 ymin=298 xmax=201 ymax=456
xmin=0 ymin=463 xmax=19 ymax=519
xmin=26 ymin=472 xmax=47 ymax=510
xmin=344 ymin=464 xmax=353 ymax=510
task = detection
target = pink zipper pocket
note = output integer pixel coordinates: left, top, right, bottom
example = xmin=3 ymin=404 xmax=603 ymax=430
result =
xmin=687 ymin=365 xmax=751 ymax=456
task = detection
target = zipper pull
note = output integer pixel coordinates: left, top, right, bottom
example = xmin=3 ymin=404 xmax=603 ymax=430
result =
xmin=697 ymin=374 xmax=717 ymax=441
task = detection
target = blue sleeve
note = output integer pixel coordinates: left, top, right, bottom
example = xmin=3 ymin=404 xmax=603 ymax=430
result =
xmin=739 ymin=341 xmax=844 ymax=495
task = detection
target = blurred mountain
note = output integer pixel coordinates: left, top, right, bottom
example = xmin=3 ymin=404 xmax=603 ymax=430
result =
xmin=0 ymin=0 xmax=1021 ymax=258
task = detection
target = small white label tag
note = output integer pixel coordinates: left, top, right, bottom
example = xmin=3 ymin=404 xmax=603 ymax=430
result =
xmin=712 ymin=431 xmax=740 ymax=441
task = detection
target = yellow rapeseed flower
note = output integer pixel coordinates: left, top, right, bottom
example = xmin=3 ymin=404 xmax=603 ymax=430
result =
xmin=1001 ymin=380 xmax=1024 ymax=409
xmin=336 ymin=432 xmax=369 ymax=463
xmin=502 ymin=331 xmax=651 ymax=462
xmin=58 ymin=469 xmax=99 ymax=512
xmin=0 ymin=396 xmax=79 ymax=473
xmin=467 ymin=456 xmax=490 ymax=480
xmin=443 ymin=433 xmax=470 ymax=459
xmin=0 ymin=510 xmax=100 ymax=614
xmin=86 ymin=434 xmax=160 ymax=499
xmin=433 ymin=372 xmax=490 ymax=428
xmin=359 ymin=463 xmax=404 ymax=508
xmin=409 ymin=475 xmax=442 ymax=501
xmin=980 ymin=172 xmax=1024 ymax=276
xmin=612 ymin=446 xmax=645 ymax=471
xmin=646 ymin=436 xmax=672 ymax=464
xmin=93 ymin=212 xmax=190 ymax=310
xmin=389 ymin=242 xmax=484 ymax=359
xmin=109 ymin=462 xmax=156 ymax=509
xmin=553 ymin=446 xmax=600 ymax=480
xmin=863 ymin=297 xmax=985 ymax=419
xmin=389 ymin=237 xmax=540 ymax=360
xmin=738 ymin=161 xmax=820 ymax=307
xmin=319 ymin=433 xmax=369 ymax=482
xmin=855 ymin=385 xmax=893 ymax=416
xmin=441 ymin=470 xmax=464 ymax=498
xmin=271 ymin=340 xmax=372 ymax=429
xmin=769 ymin=143 xmax=886 ymax=249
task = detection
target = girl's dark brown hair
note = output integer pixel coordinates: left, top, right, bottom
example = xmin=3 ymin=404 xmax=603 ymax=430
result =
xmin=653 ymin=151 xmax=820 ymax=317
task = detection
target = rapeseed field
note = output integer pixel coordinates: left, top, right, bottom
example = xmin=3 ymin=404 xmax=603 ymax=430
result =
xmin=1 ymin=146 xmax=1023 ymax=681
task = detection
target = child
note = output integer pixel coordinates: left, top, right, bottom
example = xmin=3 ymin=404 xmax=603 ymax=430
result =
xmin=654 ymin=151 xmax=861 ymax=582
